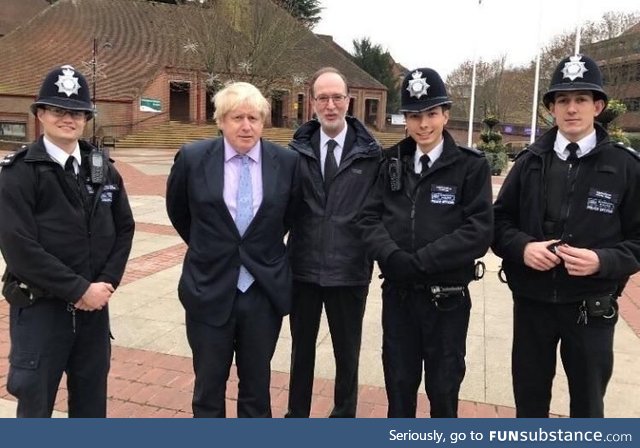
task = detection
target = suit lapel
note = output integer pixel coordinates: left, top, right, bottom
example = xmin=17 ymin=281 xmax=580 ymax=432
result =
xmin=204 ymin=139 xmax=239 ymax=236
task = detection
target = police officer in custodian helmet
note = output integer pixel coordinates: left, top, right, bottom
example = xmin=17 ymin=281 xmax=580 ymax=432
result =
xmin=357 ymin=67 xmax=493 ymax=417
xmin=0 ymin=65 xmax=134 ymax=417
xmin=492 ymin=54 xmax=640 ymax=417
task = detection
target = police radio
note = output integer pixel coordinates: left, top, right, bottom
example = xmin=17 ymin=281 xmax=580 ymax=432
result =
xmin=388 ymin=146 xmax=403 ymax=192
xmin=89 ymin=148 xmax=105 ymax=184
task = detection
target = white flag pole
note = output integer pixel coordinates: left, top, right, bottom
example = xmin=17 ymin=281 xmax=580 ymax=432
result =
xmin=530 ymin=1 xmax=544 ymax=144
xmin=574 ymin=0 xmax=583 ymax=54
xmin=467 ymin=0 xmax=483 ymax=147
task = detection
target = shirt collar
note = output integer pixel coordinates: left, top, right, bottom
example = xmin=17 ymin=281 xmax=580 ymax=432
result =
xmin=320 ymin=121 xmax=348 ymax=150
xmin=224 ymin=138 xmax=262 ymax=163
xmin=43 ymin=136 xmax=81 ymax=167
xmin=553 ymin=129 xmax=597 ymax=160
xmin=414 ymin=138 xmax=444 ymax=167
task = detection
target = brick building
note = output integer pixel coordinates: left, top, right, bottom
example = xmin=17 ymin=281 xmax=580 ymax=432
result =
xmin=588 ymin=22 xmax=640 ymax=132
xmin=0 ymin=0 xmax=387 ymax=144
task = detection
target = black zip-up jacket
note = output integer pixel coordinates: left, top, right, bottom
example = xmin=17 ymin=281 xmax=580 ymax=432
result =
xmin=357 ymin=131 xmax=493 ymax=286
xmin=492 ymin=125 xmax=640 ymax=303
xmin=287 ymin=117 xmax=381 ymax=286
xmin=0 ymin=137 xmax=135 ymax=303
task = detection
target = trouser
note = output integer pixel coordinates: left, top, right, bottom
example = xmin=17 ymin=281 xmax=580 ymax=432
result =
xmin=512 ymin=296 xmax=617 ymax=418
xmin=7 ymin=300 xmax=111 ymax=418
xmin=382 ymin=282 xmax=471 ymax=418
xmin=286 ymin=281 xmax=368 ymax=418
xmin=186 ymin=284 xmax=282 ymax=418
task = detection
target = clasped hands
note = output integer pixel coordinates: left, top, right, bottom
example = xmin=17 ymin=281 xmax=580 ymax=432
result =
xmin=74 ymin=282 xmax=114 ymax=311
xmin=523 ymin=240 xmax=600 ymax=276
xmin=380 ymin=250 xmax=423 ymax=282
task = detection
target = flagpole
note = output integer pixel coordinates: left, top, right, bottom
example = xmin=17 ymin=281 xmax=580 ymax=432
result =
xmin=574 ymin=0 xmax=583 ymax=54
xmin=529 ymin=0 xmax=544 ymax=144
xmin=467 ymin=0 xmax=483 ymax=147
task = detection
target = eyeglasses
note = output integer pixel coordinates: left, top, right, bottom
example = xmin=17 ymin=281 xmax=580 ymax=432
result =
xmin=43 ymin=106 xmax=88 ymax=119
xmin=314 ymin=94 xmax=348 ymax=106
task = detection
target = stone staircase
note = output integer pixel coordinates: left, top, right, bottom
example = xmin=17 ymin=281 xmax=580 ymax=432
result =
xmin=114 ymin=121 xmax=404 ymax=151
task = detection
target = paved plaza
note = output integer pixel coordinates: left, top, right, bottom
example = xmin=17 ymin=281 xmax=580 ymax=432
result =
xmin=0 ymin=147 xmax=639 ymax=418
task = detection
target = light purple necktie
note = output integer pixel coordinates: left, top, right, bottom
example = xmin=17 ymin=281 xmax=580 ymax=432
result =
xmin=235 ymin=155 xmax=255 ymax=292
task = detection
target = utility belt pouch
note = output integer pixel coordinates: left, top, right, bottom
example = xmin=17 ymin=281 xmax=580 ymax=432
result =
xmin=577 ymin=294 xmax=616 ymax=325
xmin=430 ymin=285 xmax=466 ymax=311
xmin=1 ymin=270 xmax=35 ymax=308
xmin=584 ymin=295 xmax=614 ymax=318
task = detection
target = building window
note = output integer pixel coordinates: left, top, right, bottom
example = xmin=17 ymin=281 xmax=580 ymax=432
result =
xmin=623 ymin=98 xmax=640 ymax=112
xmin=0 ymin=122 xmax=27 ymax=141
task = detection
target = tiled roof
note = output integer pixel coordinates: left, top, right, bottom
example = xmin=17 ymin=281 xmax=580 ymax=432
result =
xmin=0 ymin=0 xmax=49 ymax=37
xmin=0 ymin=0 xmax=385 ymax=102
xmin=623 ymin=22 xmax=640 ymax=35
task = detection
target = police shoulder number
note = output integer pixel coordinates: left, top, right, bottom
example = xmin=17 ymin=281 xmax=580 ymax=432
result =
xmin=613 ymin=142 xmax=640 ymax=161
xmin=458 ymin=145 xmax=484 ymax=157
xmin=0 ymin=146 xmax=28 ymax=167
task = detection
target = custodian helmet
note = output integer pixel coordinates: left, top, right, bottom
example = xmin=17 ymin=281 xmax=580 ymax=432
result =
xmin=30 ymin=65 xmax=94 ymax=119
xmin=543 ymin=54 xmax=608 ymax=109
xmin=399 ymin=67 xmax=452 ymax=113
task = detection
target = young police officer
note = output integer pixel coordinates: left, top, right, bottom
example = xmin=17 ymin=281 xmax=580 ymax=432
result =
xmin=0 ymin=65 xmax=135 ymax=417
xmin=492 ymin=54 xmax=640 ymax=417
xmin=358 ymin=67 xmax=493 ymax=417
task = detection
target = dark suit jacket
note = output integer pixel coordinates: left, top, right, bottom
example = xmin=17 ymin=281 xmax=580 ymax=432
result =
xmin=166 ymin=137 xmax=299 ymax=326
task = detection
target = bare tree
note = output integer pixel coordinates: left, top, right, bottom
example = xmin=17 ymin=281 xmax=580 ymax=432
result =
xmin=163 ymin=0 xmax=316 ymax=98
xmin=447 ymin=55 xmax=517 ymax=122
xmin=447 ymin=10 xmax=640 ymax=127
xmin=228 ymin=0 xmax=315 ymax=95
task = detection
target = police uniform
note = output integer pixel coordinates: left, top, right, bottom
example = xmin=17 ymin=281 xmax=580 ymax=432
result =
xmin=492 ymin=55 xmax=640 ymax=417
xmin=0 ymin=65 xmax=135 ymax=417
xmin=357 ymin=68 xmax=493 ymax=417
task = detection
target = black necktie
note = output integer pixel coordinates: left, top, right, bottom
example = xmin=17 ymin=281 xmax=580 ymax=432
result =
xmin=420 ymin=154 xmax=430 ymax=175
xmin=65 ymin=157 xmax=76 ymax=178
xmin=566 ymin=142 xmax=579 ymax=163
xmin=324 ymin=139 xmax=338 ymax=191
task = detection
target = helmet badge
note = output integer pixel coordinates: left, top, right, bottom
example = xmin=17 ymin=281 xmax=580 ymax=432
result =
xmin=561 ymin=55 xmax=588 ymax=82
xmin=54 ymin=65 xmax=82 ymax=97
xmin=406 ymin=70 xmax=430 ymax=99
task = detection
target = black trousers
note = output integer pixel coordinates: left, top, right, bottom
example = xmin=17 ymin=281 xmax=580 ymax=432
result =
xmin=512 ymin=296 xmax=617 ymax=418
xmin=286 ymin=281 xmax=367 ymax=418
xmin=186 ymin=284 xmax=282 ymax=418
xmin=7 ymin=300 xmax=110 ymax=418
xmin=382 ymin=282 xmax=471 ymax=418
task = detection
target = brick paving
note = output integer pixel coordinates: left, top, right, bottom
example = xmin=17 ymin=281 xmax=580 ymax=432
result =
xmin=0 ymin=156 xmax=638 ymax=418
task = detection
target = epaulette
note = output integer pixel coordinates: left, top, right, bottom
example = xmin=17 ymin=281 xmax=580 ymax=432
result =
xmin=613 ymin=142 xmax=640 ymax=161
xmin=382 ymin=145 xmax=400 ymax=160
xmin=0 ymin=146 xmax=28 ymax=167
xmin=515 ymin=147 xmax=531 ymax=160
xmin=457 ymin=145 xmax=484 ymax=157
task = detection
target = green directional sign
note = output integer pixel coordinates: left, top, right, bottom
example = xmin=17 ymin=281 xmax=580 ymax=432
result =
xmin=140 ymin=98 xmax=161 ymax=112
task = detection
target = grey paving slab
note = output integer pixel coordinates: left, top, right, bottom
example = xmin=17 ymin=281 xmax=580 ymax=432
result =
xmin=129 ymin=195 xmax=173 ymax=226
xmin=0 ymin=399 xmax=66 ymax=418
xmin=128 ymin=163 xmax=172 ymax=176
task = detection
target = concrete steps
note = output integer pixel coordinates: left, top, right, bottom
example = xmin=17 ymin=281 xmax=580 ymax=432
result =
xmin=115 ymin=122 xmax=404 ymax=151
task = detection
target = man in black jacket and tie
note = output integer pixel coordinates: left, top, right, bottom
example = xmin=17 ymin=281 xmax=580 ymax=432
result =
xmin=166 ymin=82 xmax=299 ymax=418
xmin=493 ymin=54 xmax=640 ymax=417
xmin=286 ymin=67 xmax=382 ymax=418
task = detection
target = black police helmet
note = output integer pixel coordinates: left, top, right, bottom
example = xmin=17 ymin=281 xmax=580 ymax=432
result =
xmin=543 ymin=54 xmax=608 ymax=109
xmin=30 ymin=65 xmax=94 ymax=119
xmin=399 ymin=67 xmax=452 ymax=113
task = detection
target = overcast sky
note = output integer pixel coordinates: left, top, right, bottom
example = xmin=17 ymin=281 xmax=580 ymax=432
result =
xmin=314 ymin=0 xmax=640 ymax=79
